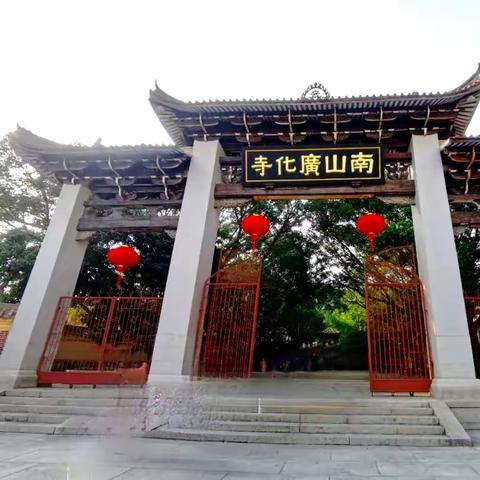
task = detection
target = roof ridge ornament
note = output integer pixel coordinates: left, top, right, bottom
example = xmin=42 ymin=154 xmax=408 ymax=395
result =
xmin=301 ymin=82 xmax=331 ymax=101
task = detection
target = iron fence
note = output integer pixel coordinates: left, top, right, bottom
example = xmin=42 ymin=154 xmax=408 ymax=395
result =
xmin=38 ymin=296 xmax=162 ymax=385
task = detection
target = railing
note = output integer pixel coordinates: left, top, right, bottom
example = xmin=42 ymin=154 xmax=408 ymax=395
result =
xmin=38 ymin=296 xmax=162 ymax=386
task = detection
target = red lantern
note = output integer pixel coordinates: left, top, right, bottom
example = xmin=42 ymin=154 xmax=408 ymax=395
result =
xmin=106 ymin=245 xmax=140 ymax=287
xmin=241 ymin=214 xmax=270 ymax=253
xmin=356 ymin=213 xmax=387 ymax=252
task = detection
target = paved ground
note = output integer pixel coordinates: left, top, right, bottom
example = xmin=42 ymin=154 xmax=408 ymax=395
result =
xmin=0 ymin=433 xmax=480 ymax=479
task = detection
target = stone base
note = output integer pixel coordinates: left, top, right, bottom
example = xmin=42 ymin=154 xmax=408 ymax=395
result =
xmin=431 ymin=378 xmax=480 ymax=399
xmin=0 ymin=369 xmax=37 ymax=389
xmin=146 ymin=374 xmax=194 ymax=389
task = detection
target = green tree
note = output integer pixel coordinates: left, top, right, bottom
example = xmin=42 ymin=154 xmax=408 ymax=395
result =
xmin=0 ymin=137 xmax=59 ymax=302
xmin=75 ymin=231 xmax=174 ymax=296
xmin=0 ymin=229 xmax=40 ymax=302
xmin=0 ymin=137 xmax=58 ymax=234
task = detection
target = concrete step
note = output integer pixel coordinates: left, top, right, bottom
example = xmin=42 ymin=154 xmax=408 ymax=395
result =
xmin=200 ymin=420 xmax=444 ymax=435
xmin=205 ymin=398 xmax=431 ymax=407
xmin=0 ymin=403 xmax=135 ymax=416
xmin=4 ymin=385 xmax=148 ymax=399
xmin=0 ymin=396 xmax=146 ymax=407
xmin=257 ymin=405 xmax=434 ymax=416
xmin=0 ymin=421 xmax=57 ymax=434
xmin=3 ymin=388 xmax=148 ymax=399
xmin=200 ymin=411 xmax=440 ymax=425
xmin=147 ymin=428 xmax=452 ymax=446
xmin=300 ymin=423 xmax=444 ymax=435
xmin=199 ymin=404 xmax=434 ymax=415
xmin=346 ymin=414 xmax=439 ymax=425
xmin=0 ymin=413 xmax=68 ymax=424
xmin=202 ymin=400 xmax=431 ymax=412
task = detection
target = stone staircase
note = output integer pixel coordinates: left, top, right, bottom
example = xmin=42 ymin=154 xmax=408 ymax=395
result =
xmin=0 ymin=388 xmax=472 ymax=446
xmin=0 ymin=387 xmax=148 ymax=434
xmin=147 ymin=398 xmax=471 ymax=446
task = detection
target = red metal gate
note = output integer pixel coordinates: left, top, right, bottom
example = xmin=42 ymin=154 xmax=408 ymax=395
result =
xmin=464 ymin=297 xmax=480 ymax=378
xmin=365 ymin=246 xmax=433 ymax=394
xmin=38 ymin=296 xmax=162 ymax=386
xmin=194 ymin=258 xmax=262 ymax=378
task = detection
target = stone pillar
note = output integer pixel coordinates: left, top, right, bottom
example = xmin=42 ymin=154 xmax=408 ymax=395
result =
xmin=0 ymin=184 xmax=90 ymax=388
xmin=148 ymin=140 xmax=223 ymax=383
xmin=411 ymin=134 xmax=480 ymax=398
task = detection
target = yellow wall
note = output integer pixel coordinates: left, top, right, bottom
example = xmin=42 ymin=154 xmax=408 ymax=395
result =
xmin=0 ymin=318 xmax=13 ymax=332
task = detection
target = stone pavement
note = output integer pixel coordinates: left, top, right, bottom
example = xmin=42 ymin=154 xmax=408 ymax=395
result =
xmin=0 ymin=433 xmax=480 ymax=479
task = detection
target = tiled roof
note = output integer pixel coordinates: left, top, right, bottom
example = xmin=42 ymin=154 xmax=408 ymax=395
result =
xmin=149 ymin=64 xmax=480 ymax=147
xmin=447 ymin=136 xmax=480 ymax=149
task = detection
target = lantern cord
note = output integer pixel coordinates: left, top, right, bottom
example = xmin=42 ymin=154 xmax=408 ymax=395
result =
xmin=333 ymin=106 xmax=338 ymax=144
xmin=243 ymin=113 xmax=252 ymax=147
xmin=115 ymin=177 xmax=124 ymax=200
xmin=423 ymin=106 xmax=430 ymax=135
xmin=288 ymin=109 xmax=294 ymax=146
xmin=156 ymin=155 xmax=170 ymax=199
xmin=107 ymin=156 xmax=122 ymax=177
xmin=63 ymin=158 xmax=80 ymax=184
xmin=199 ymin=113 xmax=208 ymax=141
xmin=464 ymin=147 xmax=476 ymax=195
xmin=377 ymin=107 xmax=383 ymax=143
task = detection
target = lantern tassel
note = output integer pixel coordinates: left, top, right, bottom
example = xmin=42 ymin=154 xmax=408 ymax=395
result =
xmin=115 ymin=266 xmax=126 ymax=288
xmin=368 ymin=233 xmax=376 ymax=252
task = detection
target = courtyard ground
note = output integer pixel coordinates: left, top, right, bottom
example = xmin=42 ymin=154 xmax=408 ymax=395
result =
xmin=0 ymin=433 xmax=479 ymax=479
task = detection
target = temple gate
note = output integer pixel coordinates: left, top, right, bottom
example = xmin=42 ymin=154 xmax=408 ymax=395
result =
xmin=1 ymin=66 xmax=480 ymax=397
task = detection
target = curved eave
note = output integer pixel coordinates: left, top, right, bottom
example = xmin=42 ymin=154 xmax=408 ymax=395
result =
xmin=150 ymin=64 xmax=480 ymax=141
xmin=8 ymin=127 xmax=190 ymax=186
xmin=9 ymin=127 xmax=185 ymax=160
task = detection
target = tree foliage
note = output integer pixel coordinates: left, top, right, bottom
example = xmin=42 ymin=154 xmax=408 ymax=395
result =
xmin=216 ymin=199 xmax=416 ymax=369
xmin=75 ymin=231 xmax=174 ymax=297
xmin=0 ymin=137 xmax=59 ymax=234
xmin=0 ymin=229 xmax=40 ymax=302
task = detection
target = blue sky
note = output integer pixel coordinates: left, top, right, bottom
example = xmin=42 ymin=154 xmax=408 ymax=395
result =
xmin=1 ymin=0 xmax=479 ymax=146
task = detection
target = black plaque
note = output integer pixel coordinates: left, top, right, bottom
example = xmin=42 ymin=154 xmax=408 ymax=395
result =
xmin=242 ymin=145 xmax=384 ymax=186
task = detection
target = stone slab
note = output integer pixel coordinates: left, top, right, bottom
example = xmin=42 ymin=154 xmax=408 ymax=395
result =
xmin=429 ymin=399 xmax=472 ymax=446
xmin=0 ymin=422 xmax=55 ymax=434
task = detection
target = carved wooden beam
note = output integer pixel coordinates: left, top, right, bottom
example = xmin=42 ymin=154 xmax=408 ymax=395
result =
xmin=85 ymin=198 xmax=183 ymax=208
xmin=451 ymin=211 xmax=480 ymax=227
xmin=448 ymin=194 xmax=480 ymax=203
xmin=77 ymin=215 xmax=179 ymax=232
xmin=215 ymin=180 xmax=415 ymax=201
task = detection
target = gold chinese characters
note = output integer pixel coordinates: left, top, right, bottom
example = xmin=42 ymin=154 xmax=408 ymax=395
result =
xmin=250 ymin=152 xmax=375 ymax=177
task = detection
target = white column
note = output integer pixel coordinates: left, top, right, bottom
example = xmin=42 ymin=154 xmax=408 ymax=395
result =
xmin=148 ymin=140 xmax=223 ymax=383
xmin=0 ymin=184 xmax=90 ymax=388
xmin=411 ymin=134 xmax=480 ymax=398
